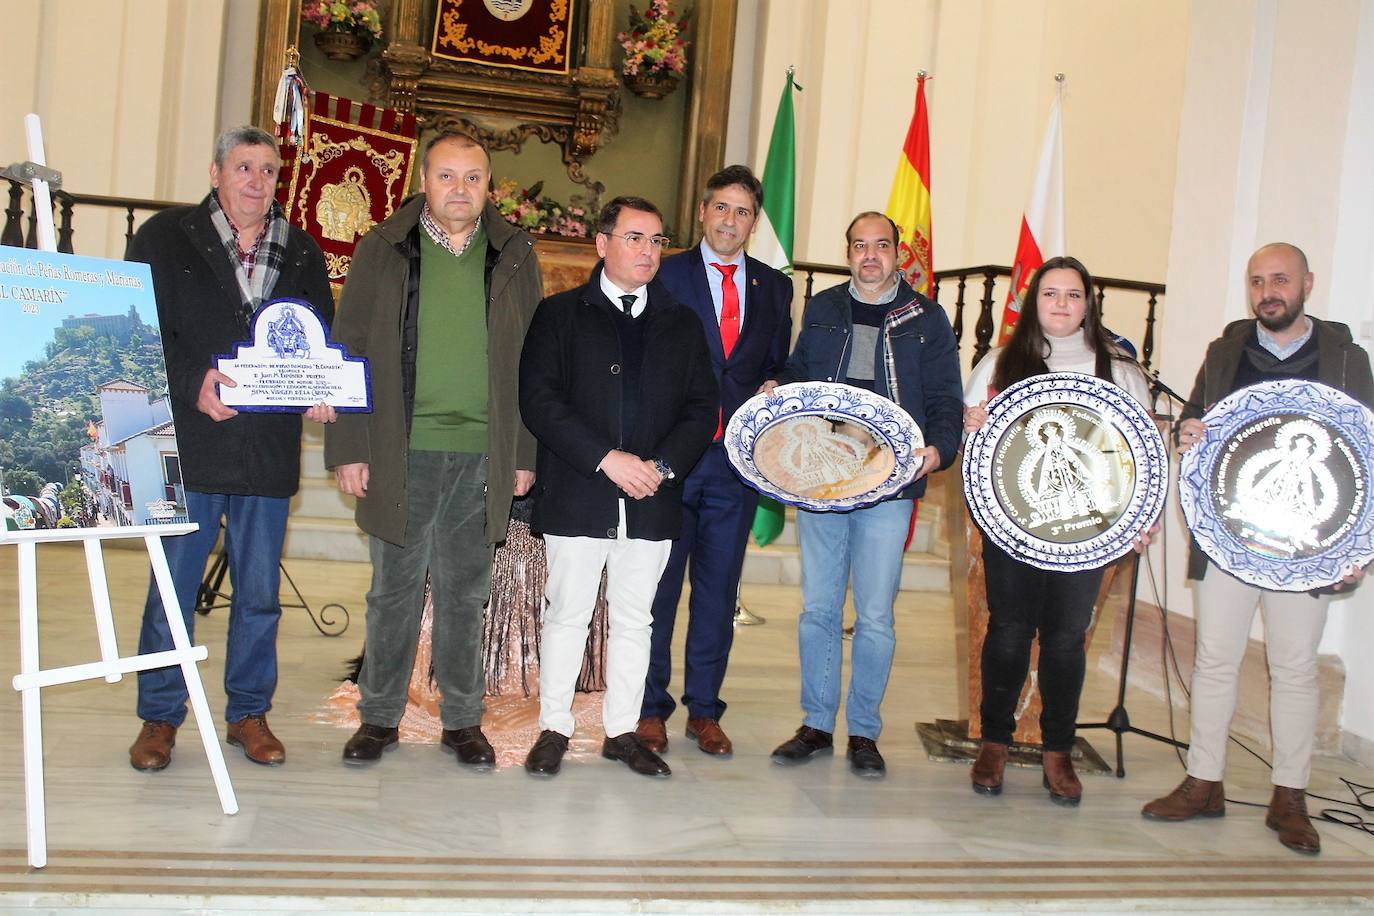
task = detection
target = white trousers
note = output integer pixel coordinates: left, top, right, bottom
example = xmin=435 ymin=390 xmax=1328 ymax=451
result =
xmin=539 ymin=503 xmax=671 ymax=738
xmin=1186 ymin=562 xmax=1331 ymax=788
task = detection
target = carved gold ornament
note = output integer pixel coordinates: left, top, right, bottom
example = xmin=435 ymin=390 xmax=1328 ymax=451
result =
xmin=315 ymin=166 xmax=377 ymax=243
xmin=435 ymin=0 xmax=569 ymax=69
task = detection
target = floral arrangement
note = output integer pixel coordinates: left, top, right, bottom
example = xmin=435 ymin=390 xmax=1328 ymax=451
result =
xmin=618 ymin=0 xmax=690 ymax=78
xmin=302 ymin=0 xmax=384 ymax=40
xmin=490 ymin=179 xmax=593 ymax=238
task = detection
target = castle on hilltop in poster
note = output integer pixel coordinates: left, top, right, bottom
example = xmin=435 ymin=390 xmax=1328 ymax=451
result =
xmin=0 ymin=246 xmax=180 ymax=534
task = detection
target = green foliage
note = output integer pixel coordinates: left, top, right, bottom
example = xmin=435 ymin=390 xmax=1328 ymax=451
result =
xmin=59 ymin=479 xmax=84 ymax=518
xmin=1 ymin=313 xmax=166 ymax=492
xmin=3 ymin=468 xmax=43 ymax=497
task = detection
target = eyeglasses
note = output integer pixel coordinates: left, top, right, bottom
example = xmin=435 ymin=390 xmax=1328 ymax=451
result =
xmin=604 ymin=231 xmax=672 ymax=251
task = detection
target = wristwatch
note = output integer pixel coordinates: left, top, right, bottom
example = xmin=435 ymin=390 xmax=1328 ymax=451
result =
xmin=652 ymin=458 xmax=675 ymax=481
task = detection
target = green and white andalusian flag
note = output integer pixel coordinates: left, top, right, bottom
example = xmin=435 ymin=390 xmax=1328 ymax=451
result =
xmin=750 ymin=68 xmax=800 ymax=547
xmin=750 ymin=68 xmax=798 ymax=276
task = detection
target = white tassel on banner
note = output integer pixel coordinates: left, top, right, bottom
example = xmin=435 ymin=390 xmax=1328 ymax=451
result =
xmin=272 ymin=47 xmax=309 ymax=151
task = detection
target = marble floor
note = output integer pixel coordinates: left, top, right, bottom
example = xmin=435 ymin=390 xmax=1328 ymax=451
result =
xmin=1 ymin=540 xmax=1372 ymax=914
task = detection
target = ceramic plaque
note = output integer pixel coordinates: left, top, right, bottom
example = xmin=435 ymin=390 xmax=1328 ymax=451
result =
xmin=1179 ymin=378 xmax=1374 ymax=591
xmin=724 ymin=381 xmax=923 ymax=511
xmin=963 ymin=371 xmax=1169 ymax=571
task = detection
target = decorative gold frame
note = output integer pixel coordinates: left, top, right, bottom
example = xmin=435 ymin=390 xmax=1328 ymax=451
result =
xmin=252 ymin=0 xmax=736 ymax=225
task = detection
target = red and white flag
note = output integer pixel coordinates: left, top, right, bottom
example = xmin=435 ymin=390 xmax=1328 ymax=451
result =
xmin=996 ymin=84 xmax=1065 ymax=344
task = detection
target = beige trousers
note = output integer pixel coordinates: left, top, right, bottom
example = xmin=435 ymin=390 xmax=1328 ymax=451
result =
xmin=1185 ymin=562 xmax=1331 ymax=788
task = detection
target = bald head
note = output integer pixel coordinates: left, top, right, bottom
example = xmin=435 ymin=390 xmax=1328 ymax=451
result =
xmin=1249 ymin=242 xmax=1309 ymax=276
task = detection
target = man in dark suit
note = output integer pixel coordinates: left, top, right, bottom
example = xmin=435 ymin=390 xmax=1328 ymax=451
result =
xmin=519 ymin=196 xmax=718 ymax=778
xmin=634 ymin=166 xmax=794 ymax=757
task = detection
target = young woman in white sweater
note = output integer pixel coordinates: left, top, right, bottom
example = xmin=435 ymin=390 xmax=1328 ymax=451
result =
xmin=962 ymin=255 xmax=1151 ymax=805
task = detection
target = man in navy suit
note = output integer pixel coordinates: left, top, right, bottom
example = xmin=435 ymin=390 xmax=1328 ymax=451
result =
xmin=635 ymin=165 xmax=794 ymax=757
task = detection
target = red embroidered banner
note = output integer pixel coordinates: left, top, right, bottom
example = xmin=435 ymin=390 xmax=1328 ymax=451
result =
xmin=276 ymin=93 xmax=419 ymax=290
xmin=430 ymin=0 xmax=574 ymax=75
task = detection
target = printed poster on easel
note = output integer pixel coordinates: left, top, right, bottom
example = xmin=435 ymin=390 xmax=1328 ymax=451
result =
xmin=0 ymin=245 xmax=179 ymax=533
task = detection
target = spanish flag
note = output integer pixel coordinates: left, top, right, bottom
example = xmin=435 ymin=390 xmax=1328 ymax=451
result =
xmin=885 ymin=74 xmax=934 ymax=297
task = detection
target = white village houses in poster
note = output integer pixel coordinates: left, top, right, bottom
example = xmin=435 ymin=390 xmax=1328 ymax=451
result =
xmin=0 ymin=245 xmax=179 ymax=532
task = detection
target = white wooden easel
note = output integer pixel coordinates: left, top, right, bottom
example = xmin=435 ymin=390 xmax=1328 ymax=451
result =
xmin=5 ymin=115 xmax=237 ymax=870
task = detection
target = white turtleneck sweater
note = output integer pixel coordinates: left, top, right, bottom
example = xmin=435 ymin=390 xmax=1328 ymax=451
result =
xmin=963 ymin=330 xmax=1151 ymax=408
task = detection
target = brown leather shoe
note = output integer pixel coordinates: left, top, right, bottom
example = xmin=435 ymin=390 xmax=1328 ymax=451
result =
xmin=1141 ymin=775 xmax=1225 ymax=820
xmin=129 ymin=720 xmax=177 ymax=771
xmin=1266 ymin=786 xmax=1320 ymax=854
xmin=226 ymin=714 xmax=285 ymax=766
xmin=685 ymin=718 xmax=733 ymax=756
xmin=635 ymin=716 xmax=668 ymax=754
xmin=1042 ymin=750 xmax=1082 ymax=806
xmin=970 ymin=742 xmax=1008 ymax=796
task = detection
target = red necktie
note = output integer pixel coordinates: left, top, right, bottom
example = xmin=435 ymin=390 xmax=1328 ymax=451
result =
xmin=711 ymin=262 xmax=740 ymax=439
xmin=712 ymin=262 xmax=740 ymax=357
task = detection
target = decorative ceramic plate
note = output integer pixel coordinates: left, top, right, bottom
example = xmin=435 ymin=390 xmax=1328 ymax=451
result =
xmin=1179 ymin=379 xmax=1374 ymax=591
xmin=724 ymin=382 xmax=923 ymax=511
xmin=963 ymin=371 xmax=1169 ymax=571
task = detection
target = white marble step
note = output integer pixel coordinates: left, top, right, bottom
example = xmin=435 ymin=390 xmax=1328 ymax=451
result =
xmin=282 ymin=515 xmax=368 ymax=562
xmin=290 ymin=476 xmax=355 ymax=520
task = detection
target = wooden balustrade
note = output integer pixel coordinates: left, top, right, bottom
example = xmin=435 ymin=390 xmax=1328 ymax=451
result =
xmin=2 ymin=180 xmax=1165 ymax=371
xmin=2 ymin=179 xmax=177 ymax=257
xmin=793 ymin=260 xmax=1165 ymax=370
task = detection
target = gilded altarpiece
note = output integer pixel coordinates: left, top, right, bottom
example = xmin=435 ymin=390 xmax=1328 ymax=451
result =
xmin=254 ymin=0 xmax=737 ymax=236
xmin=430 ymin=0 xmax=575 ymax=75
xmin=374 ymin=0 xmax=616 ymax=194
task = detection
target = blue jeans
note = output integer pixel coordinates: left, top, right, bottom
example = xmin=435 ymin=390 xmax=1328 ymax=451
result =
xmin=795 ymin=498 xmax=911 ymax=740
xmin=136 ymin=491 xmax=289 ymax=726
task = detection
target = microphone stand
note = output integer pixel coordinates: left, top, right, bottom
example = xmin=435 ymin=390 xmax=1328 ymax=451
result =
xmin=1076 ymin=364 xmax=1191 ymax=776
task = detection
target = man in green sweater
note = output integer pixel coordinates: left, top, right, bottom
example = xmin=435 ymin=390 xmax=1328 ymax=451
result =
xmin=325 ymin=133 xmax=544 ymax=768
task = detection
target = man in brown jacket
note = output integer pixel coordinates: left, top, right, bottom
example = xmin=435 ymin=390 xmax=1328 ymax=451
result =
xmin=1141 ymin=242 xmax=1373 ymax=854
xmin=324 ymin=132 xmax=543 ymax=768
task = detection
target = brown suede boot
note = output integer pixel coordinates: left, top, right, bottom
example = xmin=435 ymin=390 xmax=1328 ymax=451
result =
xmin=1041 ymin=750 xmax=1082 ymax=806
xmin=1141 ymin=775 xmax=1225 ymax=820
xmin=970 ymin=742 xmax=1008 ymax=796
xmin=1266 ymin=786 xmax=1320 ymax=854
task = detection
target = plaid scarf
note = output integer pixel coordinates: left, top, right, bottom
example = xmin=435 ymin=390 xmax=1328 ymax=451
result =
xmin=208 ymin=191 xmax=289 ymax=328
xmin=881 ymin=296 xmax=928 ymax=406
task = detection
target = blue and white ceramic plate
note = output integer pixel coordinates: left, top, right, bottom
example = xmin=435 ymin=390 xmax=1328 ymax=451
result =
xmin=1179 ymin=379 xmax=1374 ymax=591
xmin=963 ymin=371 xmax=1169 ymax=572
xmin=724 ymin=382 xmax=923 ymax=511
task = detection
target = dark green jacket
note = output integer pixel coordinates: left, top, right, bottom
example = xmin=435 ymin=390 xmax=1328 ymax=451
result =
xmin=324 ymin=196 xmax=542 ymax=546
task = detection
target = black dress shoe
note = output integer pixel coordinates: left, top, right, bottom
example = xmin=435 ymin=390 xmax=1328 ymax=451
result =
xmin=342 ymin=723 xmax=398 ymax=766
xmin=525 ymin=730 xmax=569 ymax=777
xmin=847 ymin=736 xmax=886 ymax=778
xmin=441 ymin=726 xmax=495 ymax=769
xmin=771 ymin=726 xmax=834 ymax=765
xmin=602 ymin=733 xmax=671 ymax=778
